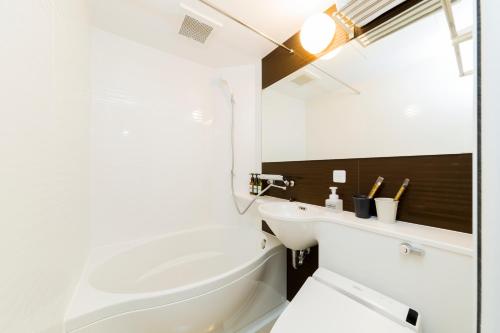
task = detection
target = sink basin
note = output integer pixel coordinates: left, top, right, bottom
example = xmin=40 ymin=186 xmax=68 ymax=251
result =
xmin=258 ymin=202 xmax=326 ymax=250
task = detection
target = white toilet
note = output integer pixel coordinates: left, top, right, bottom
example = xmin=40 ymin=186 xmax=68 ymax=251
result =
xmin=271 ymin=268 xmax=422 ymax=333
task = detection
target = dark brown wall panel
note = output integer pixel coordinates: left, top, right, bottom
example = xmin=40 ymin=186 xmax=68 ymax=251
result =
xmin=358 ymin=155 xmax=472 ymax=232
xmin=262 ymin=153 xmax=472 ymax=233
xmin=263 ymin=159 xmax=358 ymax=212
xmin=286 ymin=246 xmax=318 ymax=300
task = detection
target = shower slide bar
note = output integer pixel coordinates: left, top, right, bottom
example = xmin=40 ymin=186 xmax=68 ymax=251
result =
xmin=197 ymin=0 xmax=294 ymax=54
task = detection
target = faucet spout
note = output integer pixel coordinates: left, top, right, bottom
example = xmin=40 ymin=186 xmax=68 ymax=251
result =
xmin=270 ymin=183 xmax=287 ymax=191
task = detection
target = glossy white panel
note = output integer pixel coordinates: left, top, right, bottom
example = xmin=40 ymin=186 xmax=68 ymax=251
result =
xmin=210 ymin=64 xmax=263 ymax=226
xmin=91 ymin=29 xmax=264 ymax=246
xmin=90 ymin=29 xmax=217 ymax=247
xmin=0 ymin=1 xmax=90 ymax=332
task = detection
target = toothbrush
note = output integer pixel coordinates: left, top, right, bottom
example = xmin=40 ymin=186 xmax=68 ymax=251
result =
xmin=367 ymin=176 xmax=384 ymax=199
xmin=394 ymin=178 xmax=410 ymax=201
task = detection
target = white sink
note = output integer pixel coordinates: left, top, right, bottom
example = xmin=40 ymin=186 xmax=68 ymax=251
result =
xmin=258 ymin=202 xmax=326 ymax=250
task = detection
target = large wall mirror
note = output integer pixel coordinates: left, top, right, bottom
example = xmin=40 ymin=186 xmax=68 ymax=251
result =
xmin=262 ymin=0 xmax=473 ymax=162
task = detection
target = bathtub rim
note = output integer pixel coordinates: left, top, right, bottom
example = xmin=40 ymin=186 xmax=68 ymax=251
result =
xmin=89 ymin=225 xmax=272 ymax=294
xmin=65 ymin=225 xmax=283 ymax=332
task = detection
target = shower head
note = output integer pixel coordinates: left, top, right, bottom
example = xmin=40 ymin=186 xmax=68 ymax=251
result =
xmin=219 ymin=79 xmax=235 ymax=103
xmin=219 ymin=79 xmax=232 ymax=95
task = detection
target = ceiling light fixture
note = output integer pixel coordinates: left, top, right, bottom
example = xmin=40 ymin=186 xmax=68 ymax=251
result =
xmin=300 ymin=13 xmax=336 ymax=54
xmin=320 ymin=45 xmax=344 ymax=60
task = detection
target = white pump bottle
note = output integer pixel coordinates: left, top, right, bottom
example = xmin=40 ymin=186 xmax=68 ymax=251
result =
xmin=325 ymin=187 xmax=343 ymax=213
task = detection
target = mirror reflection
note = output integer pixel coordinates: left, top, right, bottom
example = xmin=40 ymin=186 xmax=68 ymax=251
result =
xmin=262 ymin=0 xmax=473 ymax=162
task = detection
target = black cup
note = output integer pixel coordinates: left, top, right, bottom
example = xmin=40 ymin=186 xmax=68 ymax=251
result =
xmin=353 ymin=195 xmax=371 ymax=219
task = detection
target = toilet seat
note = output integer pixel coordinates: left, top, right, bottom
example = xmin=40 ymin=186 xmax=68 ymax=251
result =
xmin=271 ymin=268 xmax=421 ymax=333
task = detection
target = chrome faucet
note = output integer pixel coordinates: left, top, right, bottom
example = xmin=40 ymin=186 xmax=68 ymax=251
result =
xmin=259 ymin=174 xmax=295 ymax=191
xmin=266 ymin=179 xmax=294 ymax=191
xmin=231 ymin=174 xmax=295 ymax=215
xmin=269 ymin=182 xmax=287 ymax=190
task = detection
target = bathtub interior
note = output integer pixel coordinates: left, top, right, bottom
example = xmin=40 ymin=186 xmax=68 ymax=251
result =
xmin=90 ymin=226 xmax=263 ymax=294
xmin=68 ymin=248 xmax=286 ymax=333
xmin=65 ymin=225 xmax=286 ymax=332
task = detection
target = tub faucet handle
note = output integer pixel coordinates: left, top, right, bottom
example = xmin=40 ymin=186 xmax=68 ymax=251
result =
xmin=400 ymin=242 xmax=425 ymax=256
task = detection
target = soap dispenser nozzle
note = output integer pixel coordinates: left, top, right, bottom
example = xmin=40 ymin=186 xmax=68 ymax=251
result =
xmin=329 ymin=187 xmax=338 ymax=199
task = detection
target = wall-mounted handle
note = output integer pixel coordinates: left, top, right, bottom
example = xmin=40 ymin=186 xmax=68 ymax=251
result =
xmin=259 ymin=174 xmax=284 ymax=182
xmin=259 ymin=174 xmax=295 ymax=189
xmin=400 ymin=242 xmax=425 ymax=256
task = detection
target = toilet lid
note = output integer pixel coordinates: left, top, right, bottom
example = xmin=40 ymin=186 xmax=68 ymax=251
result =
xmin=271 ymin=278 xmax=415 ymax=333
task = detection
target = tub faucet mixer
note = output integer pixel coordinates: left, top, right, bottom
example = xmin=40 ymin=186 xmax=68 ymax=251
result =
xmin=269 ymin=183 xmax=287 ymax=191
xmin=229 ymin=174 xmax=294 ymax=215
xmin=259 ymin=174 xmax=295 ymax=190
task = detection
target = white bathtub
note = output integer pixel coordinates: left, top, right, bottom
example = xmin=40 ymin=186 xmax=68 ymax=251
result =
xmin=65 ymin=225 xmax=286 ymax=333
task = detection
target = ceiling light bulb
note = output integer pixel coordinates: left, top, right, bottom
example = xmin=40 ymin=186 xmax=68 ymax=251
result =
xmin=320 ymin=45 xmax=344 ymax=60
xmin=300 ymin=13 xmax=337 ymax=54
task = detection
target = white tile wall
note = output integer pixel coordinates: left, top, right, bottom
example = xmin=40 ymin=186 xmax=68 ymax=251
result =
xmin=0 ymin=1 xmax=91 ymax=332
xmin=90 ymin=29 xmax=262 ymax=247
xmin=210 ymin=64 xmax=263 ymax=225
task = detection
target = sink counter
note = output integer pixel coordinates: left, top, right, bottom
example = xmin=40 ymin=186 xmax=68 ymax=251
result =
xmin=316 ymin=209 xmax=473 ymax=257
xmin=239 ymin=194 xmax=474 ymax=257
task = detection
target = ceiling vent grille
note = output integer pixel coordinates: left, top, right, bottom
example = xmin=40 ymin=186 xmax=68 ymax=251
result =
xmin=179 ymin=15 xmax=214 ymax=44
xmin=291 ymin=74 xmax=316 ymax=86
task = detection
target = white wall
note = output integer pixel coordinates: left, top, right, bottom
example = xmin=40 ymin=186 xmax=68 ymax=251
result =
xmin=305 ymin=56 xmax=474 ymax=159
xmin=90 ymin=29 xmax=218 ymax=247
xmin=210 ymin=64 xmax=263 ymax=225
xmin=0 ymin=1 xmax=90 ymax=332
xmin=90 ymin=29 xmax=262 ymax=247
xmin=262 ymin=90 xmax=307 ymax=162
xmin=480 ymin=0 xmax=500 ymax=331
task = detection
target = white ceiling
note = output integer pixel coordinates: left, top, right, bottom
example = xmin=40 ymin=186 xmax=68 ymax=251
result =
xmin=88 ymin=0 xmax=335 ymax=67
